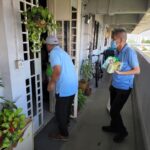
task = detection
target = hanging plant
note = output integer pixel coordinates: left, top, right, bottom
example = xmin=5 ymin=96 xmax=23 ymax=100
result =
xmin=22 ymin=6 xmax=57 ymax=52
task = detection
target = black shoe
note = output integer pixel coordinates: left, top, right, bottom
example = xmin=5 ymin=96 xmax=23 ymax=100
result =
xmin=113 ymin=132 xmax=128 ymax=143
xmin=102 ymin=126 xmax=118 ymax=133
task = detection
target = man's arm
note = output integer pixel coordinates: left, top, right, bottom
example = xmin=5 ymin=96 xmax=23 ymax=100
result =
xmin=47 ymin=65 xmax=61 ymax=91
xmin=115 ymin=66 xmax=140 ymax=75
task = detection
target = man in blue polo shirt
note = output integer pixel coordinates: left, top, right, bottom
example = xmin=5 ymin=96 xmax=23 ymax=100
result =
xmin=46 ymin=35 xmax=78 ymax=140
xmin=102 ymin=28 xmax=140 ymax=143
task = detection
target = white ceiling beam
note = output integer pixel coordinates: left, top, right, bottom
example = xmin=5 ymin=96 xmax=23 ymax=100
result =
xmin=108 ymin=0 xmax=147 ymax=15
xmin=110 ymin=25 xmax=136 ymax=33
xmin=84 ymin=0 xmax=148 ymax=15
xmin=104 ymin=14 xmax=139 ymax=25
xmin=132 ymin=13 xmax=150 ymax=34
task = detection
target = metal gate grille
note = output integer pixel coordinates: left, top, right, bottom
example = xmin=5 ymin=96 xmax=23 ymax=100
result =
xmin=55 ymin=5 xmax=79 ymax=118
xmin=19 ymin=0 xmax=43 ymax=133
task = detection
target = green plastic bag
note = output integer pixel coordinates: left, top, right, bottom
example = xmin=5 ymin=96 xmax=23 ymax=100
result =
xmin=46 ymin=64 xmax=53 ymax=76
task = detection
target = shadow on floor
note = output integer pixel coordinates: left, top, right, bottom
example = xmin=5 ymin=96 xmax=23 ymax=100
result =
xmin=34 ymin=117 xmax=77 ymax=150
xmin=34 ymin=117 xmax=63 ymax=150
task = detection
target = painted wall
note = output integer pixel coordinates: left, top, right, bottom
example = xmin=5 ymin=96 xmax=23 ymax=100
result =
xmin=0 ymin=0 xmax=27 ymax=115
xmin=79 ymin=16 xmax=93 ymax=76
xmin=79 ymin=14 xmax=105 ymax=66
xmin=0 ymin=72 xmax=4 ymax=101
xmin=134 ymin=49 xmax=150 ymax=150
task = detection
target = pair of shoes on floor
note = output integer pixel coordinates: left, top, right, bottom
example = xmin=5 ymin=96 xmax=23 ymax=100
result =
xmin=102 ymin=126 xmax=118 ymax=133
xmin=48 ymin=133 xmax=69 ymax=141
xmin=113 ymin=131 xmax=128 ymax=143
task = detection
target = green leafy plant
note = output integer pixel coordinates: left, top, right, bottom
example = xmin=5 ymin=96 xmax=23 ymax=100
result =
xmin=80 ymin=59 xmax=93 ymax=82
xmin=0 ymin=99 xmax=26 ymax=149
xmin=22 ymin=6 xmax=57 ymax=52
xmin=78 ymin=89 xmax=87 ymax=110
xmin=0 ymin=99 xmax=17 ymax=110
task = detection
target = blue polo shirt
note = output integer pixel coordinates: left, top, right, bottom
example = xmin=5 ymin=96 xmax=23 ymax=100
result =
xmin=49 ymin=46 xmax=78 ymax=97
xmin=112 ymin=44 xmax=139 ymax=90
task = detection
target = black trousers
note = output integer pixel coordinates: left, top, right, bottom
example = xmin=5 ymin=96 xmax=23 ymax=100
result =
xmin=109 ymin=85 xmax=131 ymax=133
xmin=55 ymin=94 xmax=75 ymax=137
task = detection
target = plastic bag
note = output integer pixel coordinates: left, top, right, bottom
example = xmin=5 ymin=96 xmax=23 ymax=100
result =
xmin=102 ymin=56 xmax=114 ymax=69
xmin=46 ymin=64 xmax=53 ymax=76
xmin=102 ymin=56 xmax=118 ymax=69
xmin=102 ymin=56 xmax=121 ymax=74
xmin=107 ymin=61 xmax=121 ymax=74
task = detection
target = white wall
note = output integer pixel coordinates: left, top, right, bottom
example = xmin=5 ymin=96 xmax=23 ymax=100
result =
xmin=133 ymin=50 xmax=150 ymax=150
xmin=79 ymin=13 xmax=110 ymax=78
xmin=0 ymin=73 xmax=4 ymax=99
xmin=79 ymin=17 xmax=93 ymax=72
xmin=80 ymin=14 xmax=105 ymax=60
xmin=0 ymin=0 xmax=27 ymax=115
xmin=0 ymin=87 xmax=4 ymax=98
xmin=0 ymin=0 xmax=12 ymax=100
xmin=95 ymin=15 xmax=106 ymax=51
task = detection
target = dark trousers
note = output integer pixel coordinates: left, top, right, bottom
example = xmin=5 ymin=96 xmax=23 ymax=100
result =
xmin=109 ymin=85 xmax=131 ymax=133
xmin=55 ymin=94 xmax=75 ymax=137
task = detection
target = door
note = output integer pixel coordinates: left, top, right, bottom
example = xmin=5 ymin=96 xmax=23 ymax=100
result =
xmin=18 ymin=0 xmax=43 ymax=133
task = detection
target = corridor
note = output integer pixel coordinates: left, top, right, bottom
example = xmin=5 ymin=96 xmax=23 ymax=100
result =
xmin=35 ymin=73 xmax=144 ymax=150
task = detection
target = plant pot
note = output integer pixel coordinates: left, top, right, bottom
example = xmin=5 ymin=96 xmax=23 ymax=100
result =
xmin=79 ymin=79 xmax=88 ymax=92
xmin=10 ymin=119 xmax=33 ymax=150
xmin=84 ymin=87 xmax=92 ymax=96
xmin=2 ymin=119 xmax=33 ymax=150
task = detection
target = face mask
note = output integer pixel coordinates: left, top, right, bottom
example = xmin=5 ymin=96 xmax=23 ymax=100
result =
xmin=111 ymin=40 xmax=117 ymax=49
xmin=113 ymin=41 xmax=117 ymax=49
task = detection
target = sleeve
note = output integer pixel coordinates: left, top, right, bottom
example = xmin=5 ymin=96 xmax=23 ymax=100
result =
xmin=128 ymin=49 xmax=139 ymax=68
xmin=49 ymin=51 xmax=61 ymax=68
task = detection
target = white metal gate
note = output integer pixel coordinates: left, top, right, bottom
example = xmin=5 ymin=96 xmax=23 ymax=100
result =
xmin=55 ymin=1 xmax=81 ymax=118
xmin=16 ymin=0 xmax=80 ymax=133
xmin=18 ymin=0 xmax=43 ymax=133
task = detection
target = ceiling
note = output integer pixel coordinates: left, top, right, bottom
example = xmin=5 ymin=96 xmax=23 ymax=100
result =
xmin=83 ymin=0 xmax=150 ymax=33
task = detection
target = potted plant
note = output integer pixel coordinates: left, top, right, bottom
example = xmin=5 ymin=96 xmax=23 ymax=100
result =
xmin=78 ymin=89 xmax=86 ymax=110
xmin=0 ymin=77 xmax=32 ymax=150
xmin=79 ymin=59 xmax=93 ymax=95
xmin=80 ymin=59 xmax=93 ymax=82
xmin=22 ymin=6 xmax=57 ymax=52
xmin=0 ymin=99 xmax=27 ymax=150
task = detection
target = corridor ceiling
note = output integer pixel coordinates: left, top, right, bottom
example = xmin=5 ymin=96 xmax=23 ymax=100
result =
xmin=83 ymin=0 xmax=150 ymax=33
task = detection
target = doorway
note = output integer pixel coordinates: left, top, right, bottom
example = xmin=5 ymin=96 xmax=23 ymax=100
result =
xmin=39 ymin=0 xmax=55 ymax=126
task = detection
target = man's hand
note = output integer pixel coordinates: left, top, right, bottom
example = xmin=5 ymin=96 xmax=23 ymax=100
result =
xmin=115 ymin=66 xmax=140 ymax=75
xmin=47 ymin=65 xmax=61 ymax=92
xmin=47 ymin=81 xmax=55 ymax=92
xmin=115 ymin=70 xmax=122 ymax=74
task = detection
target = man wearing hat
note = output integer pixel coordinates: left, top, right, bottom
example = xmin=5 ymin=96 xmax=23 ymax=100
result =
xmin=46 ymin=35 xmax=78 ymax=140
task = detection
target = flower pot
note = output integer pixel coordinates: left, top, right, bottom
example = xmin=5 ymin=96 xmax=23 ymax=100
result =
xmin=3 ymin=119 xmax=33 ymax=150
xmin=79 ymin=79 xmax=88 ymax=92
xmin=10 ymin=119 xmax=33 ymax=150
xmin=85 ymin=87 xmax=92 ymax=96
